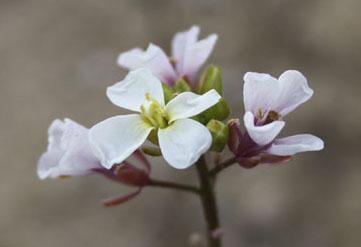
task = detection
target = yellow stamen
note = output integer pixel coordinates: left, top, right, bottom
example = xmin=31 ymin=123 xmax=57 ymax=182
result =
xmin=140 ymin=93 xmax=169 ymax=128
xmin=264 ymin=110 xmax=282 ymax=124
xmin=256 ymin=108 xmax=264 ymax=120
xmin=145 ymin=92 xmax=151 ymax=101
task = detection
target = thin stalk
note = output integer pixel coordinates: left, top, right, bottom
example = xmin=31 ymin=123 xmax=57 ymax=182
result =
xmin=148 ymin=178 xmax=201 ymax=195
xmin=196 ymin=155 xmax=221 ymax=247
xmin=208 ymin=156 xmax=238 ymax=178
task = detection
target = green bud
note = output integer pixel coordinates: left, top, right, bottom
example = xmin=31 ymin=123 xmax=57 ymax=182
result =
xmin=192 ymin=98 xmax=230 ymax=125
xmin=142 ymin=146 xmax=162 ymax=156
xmin=206 ymin=120 xmax=229 ymax=152
xmin=174 ymin=77 xmax=191 ymax=92
xmin=197 ymin=65 xmax=223 ymax=95
xmin=162 ymin=82 xmax=174 ymax=104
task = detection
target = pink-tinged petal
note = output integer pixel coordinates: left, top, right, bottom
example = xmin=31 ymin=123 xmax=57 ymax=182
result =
xmin=274 ymin=70 xmax=313 ymax=116
xmin=243 ymin=72 xmax=280 ymax=116
xmin=266 ymin=134 xmax=324 ymax=155
xmin=172 ymin=26 xmax=199 ymax=61
xmin=158 ymin=118 xmax=212 ymax=169
xmin=172 ymin=26 xmax=218 ymax=84
xmin=89 ymin=114 xmax=154 ymax=169
xmin=244 ymin=111 xmax=285 ymax=146
xmin=117 ymin=44 xmax=177 ymax=85
xmin=37 ymin=119 xmax=101 ymax=179
xmin=37 ymin=150 xmax=64 ymax=179
xmin=107 ymin=68 xmax=165 ymax=112
xmin=46 ymin=119 xmax=64 ymax=150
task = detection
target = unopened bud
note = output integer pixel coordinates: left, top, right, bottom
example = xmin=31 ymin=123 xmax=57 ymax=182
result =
xmin=197 ymin=65 xmax=223 ymax=95
xmin=174 ymin=77 xmax=191 ymax=92
xmin=193 ymin=98 xmax=230 ymax=124
xmin=207 ymin=120 xmax=229 ymax=152
xmin=162 ymin=82 xmax=174 ymax=104
xmin=142 ymin=146 xmax=162 ymax=156
xmin=116 ymin=165 xmax=150 ymax=187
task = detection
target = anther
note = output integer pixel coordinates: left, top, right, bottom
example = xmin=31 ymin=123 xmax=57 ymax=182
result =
xmin=264 ymin=110 xmax=282 ymax=124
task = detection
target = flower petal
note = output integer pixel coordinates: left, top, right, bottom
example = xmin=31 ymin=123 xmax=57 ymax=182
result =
xmin=266 ymin=134 xmax=324 ymax=155
xmin=274 ymin=70 xmax=313 ymax=116
xmin=107 ymin=68 xmax=165 ymax=112
xmin=244 ymin=111 xmax=285 ymax=146
xmin=37 ymin=119 xmax=101 ymax=179
xmin=37 ymin=150 xmax=64 ymax=179
xmin=172 ymin=26 xmax=218 ymax=83
xmin=166 ymin=89 xmax=221 ymax=123
xmin=117 ymin=44 xmax=177 ymax=85
xmin=158 ymin=118 xmax=212 ymax=169
xmin=243 ymin=72 xmax=280 ymax=116
xmin=89 ymin=114 xmax=153 ymax=169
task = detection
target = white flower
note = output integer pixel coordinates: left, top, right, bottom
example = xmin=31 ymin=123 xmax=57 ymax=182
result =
xmin=117 ymin=26 xmax=217 ymax=87
xmin=89 ymin=68 xmax=221 ymax=169
xmin=242 ymin=70 xmax=324 ymax=155
xmin=37 ymin=119 xmax=101 ymax=179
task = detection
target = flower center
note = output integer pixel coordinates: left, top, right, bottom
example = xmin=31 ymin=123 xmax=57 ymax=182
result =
xmin=256 ymin=108 xmax=282 ymax=125
xmin=140 ymin=92 xmax=169 ymax=129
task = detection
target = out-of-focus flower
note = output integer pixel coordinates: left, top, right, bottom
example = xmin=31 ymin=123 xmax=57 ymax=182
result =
xmin=89 ymin=68 xmax=221 ymax=169
xmin=37 ymin=119 xmax=102 ymax=179
xmin=228 ymin=70 xmax=324 ymax=168
xmin=38 ymin=119 xmax=151 ymax=205
xmin=117 ymin=26 xmax=217 ymax=87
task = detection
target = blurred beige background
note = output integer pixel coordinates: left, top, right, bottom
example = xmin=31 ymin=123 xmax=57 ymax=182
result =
xmin=1 ymin=0 xmax=360 ymax=246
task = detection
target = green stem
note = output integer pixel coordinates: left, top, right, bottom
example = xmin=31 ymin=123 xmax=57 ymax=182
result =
xmin=195 ymin=155 xmax=221 ymax=247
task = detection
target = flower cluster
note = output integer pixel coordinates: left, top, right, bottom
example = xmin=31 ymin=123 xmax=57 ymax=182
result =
xmin=38 ymin=26 xmax=324 ymax=206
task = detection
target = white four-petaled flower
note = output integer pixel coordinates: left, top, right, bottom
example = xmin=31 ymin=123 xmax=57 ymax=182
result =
xmin=89 ymin=68 xmax=221 ymax=169
xmin=243 ymin=70 xmax=324 ymax=155
xmin=117 ymin=26 xmax=217 ymax=87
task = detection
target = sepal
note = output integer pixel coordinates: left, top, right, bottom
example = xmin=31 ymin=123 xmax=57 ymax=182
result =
xmin=142 ymin=146 xmax=162 ymax=156
xmin=174 ymin=77 xmax=192 ymax=92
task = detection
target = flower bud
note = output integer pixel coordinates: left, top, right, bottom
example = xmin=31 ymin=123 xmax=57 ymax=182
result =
xmin=116 ymin=163 xmax=150 ymax=187
xmin=141 ymin=146 xmax=162 ymax=156
xmin=197 ymin=65 xmax=223 ymax=95
xmin=162 ymin=82 xmax=174 ymax=104
xmin=174 ymin=77 xmax=192 ymax=92
xmin=207 ymin=120 xmax=229 ymax=152
xmin=193 ymin=98 xmax=230 ymax=124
